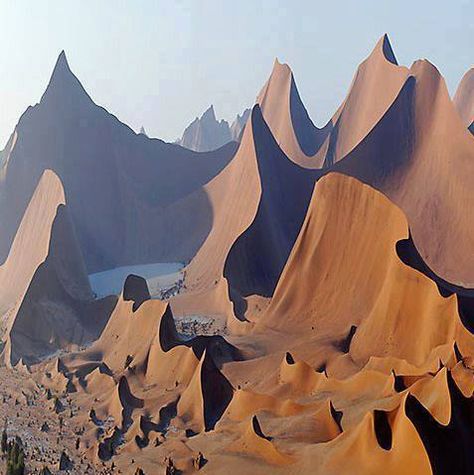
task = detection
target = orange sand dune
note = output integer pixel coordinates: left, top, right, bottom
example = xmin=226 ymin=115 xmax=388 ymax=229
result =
xmin=0 ymin=170 xmax=114 ymax=366
xmin=256 ymin=59 xmax=332 ymax=168
xmin=257 ymin=35 xmax=409 ymax=169
xmin=2 ymin=36 xmax=474 ymax=475
xmin=256 ymin=36 xmax=474 ymax=288
xmin=173 ymin=105 xmax=319 ymax=323
xmin=261 ymin=173 xmax=473 ymax=369
xmin=324 ymin=34 xmax=410 ymax=165
xmin=333 ymin=57 xmax=474 ymax=287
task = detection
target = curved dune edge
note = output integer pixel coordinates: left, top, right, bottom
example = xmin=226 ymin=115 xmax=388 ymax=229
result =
xmin=325 ymin=34 xmax=410 ymax=165
xmin=175 ymin=35 xmax=474 ymax=327
xmin=171 ymin=107 xmax=261 ymax=326
xmin=332 ymin=57 xmax=474 ymax=287
xmin=0 ymin=170 xmax=114 ymax=367
xmin=256 ymin=58 xmax=331 ymax=168
xmin=260 ymin=173 xmax=473 ymax=369
xmin=256 ymin=34 xmax=474 ymax=287
xmin=256 ymin=34 xmax=410 ymax=169
xmin=173 ymin=103 xmax=318 ymax=325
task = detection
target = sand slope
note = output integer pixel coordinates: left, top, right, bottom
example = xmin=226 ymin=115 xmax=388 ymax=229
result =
xmin=0 ymin=170 xmax=114 ymax=366
xmin=173 ymin=105 xmax=319 ymax=323
xmin=261 ymin=173 xmax=473 ymax=368
xmin=333 ymin=58 xmax=474 ymax=287
xmin=1 ymin=35 xmax=473 ymax=475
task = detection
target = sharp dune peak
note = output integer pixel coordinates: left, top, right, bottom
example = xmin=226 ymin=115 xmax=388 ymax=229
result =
xmin=269 ymin=57 xmax=293 ymax=77
xmin=380 ymin=33 xmax=398 ymax=65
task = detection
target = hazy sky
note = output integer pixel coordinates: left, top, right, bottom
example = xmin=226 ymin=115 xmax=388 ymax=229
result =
xmin=0 ymin=0 xmax=472 ymax=145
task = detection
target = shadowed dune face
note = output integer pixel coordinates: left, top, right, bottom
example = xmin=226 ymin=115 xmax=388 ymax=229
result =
xmin=173 ymin=104 xmax=320 ymax=323
xmin=396 ymin=234 xmax=474 ymax=333
xmin=261 ymin=173 xmax=473 ymax=368
xmin=406 ymin=372 xmax=474 ymax=474
xmin=172 ymin=37 xmax=473 ymax=325
xmin=257 ymin=59 xmax=331 ymax=168
xmin=323 ymin=34 xmax=410 ymax=166
xmin=223 ymin=105 xmax=319 ymax=298
xmin=330 ymin=75 xmax=416 ymax=186
xmin=40 ymin=168 xmax=470 ymax=473
xmin=289 ymin=76 xmax=333 ymax=156
xmin=155 ymin=103 xmax=263 ymax=324
xmin=252 ymin=35 xmax=474 ymax=291
xmin=122 ymin=274 xmax=151 ymax=312
xmin=332 ymin=58 xmax=474 ymax=287
xmin=0 ymin=52 xmax=237 ymax=273
xmin=256 ymin=35 xmax=410 ymax=171
xmin=0 ymin=170 xmax=115 ymax=366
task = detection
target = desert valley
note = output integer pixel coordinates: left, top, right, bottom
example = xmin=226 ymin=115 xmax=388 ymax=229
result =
xmin=0 ymin=30 xmax=473 ymax=474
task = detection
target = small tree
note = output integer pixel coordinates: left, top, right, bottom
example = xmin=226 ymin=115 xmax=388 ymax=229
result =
xmin=1 ymin=426 xmax=7 ymax=453
xmin=6 ymin=437 xmax=25 ymax=475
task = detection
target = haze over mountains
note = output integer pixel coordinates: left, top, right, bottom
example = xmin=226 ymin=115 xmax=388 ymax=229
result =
xmin=0 ymin=34 xmax=473 ymax=474
xmin=176 ymin=105 xmax=250 ymax=152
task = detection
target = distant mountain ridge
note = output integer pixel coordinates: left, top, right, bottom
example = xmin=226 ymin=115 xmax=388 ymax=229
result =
xmin=176 ymin=105 xmax=250 ymax=152
xmin=0 ymin=51 xmax=237 ymax=273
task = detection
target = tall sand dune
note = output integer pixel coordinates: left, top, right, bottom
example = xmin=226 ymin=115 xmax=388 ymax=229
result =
xmin=0 ymin=170 xmax=114 ymax=366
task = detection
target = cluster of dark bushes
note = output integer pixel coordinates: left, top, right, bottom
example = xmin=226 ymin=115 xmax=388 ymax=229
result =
xmin=1 ymin=428 xmax=25 ymax=475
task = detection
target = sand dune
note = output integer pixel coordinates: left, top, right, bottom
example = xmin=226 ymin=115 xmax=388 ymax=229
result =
xmin=257 ymin=59 xmax=332 ymax=168
xmin=324 ymin=34 xmax=410 ymax=165
xmin=261 ymin=173 xmax=473 ymax=368
xmin=173 ymin=105 xmax=319 ymax=325
xmin=0 ymin=34 xmax=473 ymax=475
xmin=0 ymin=170 xmax=114 ymax=366
xmin=256 ymin=35 xmax=409 ymax=169
xmin=332 ymin=57 xmax=474 ymax=288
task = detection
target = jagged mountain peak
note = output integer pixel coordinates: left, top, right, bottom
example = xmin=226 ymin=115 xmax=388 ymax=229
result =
xmin=40 ymin=50 xmax=92 ymax=106
xmin=202 ymin=104 xmax=217 ymax=121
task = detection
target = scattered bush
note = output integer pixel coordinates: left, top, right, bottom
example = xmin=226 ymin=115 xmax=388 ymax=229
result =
xmin=6 ymin=437 xmax=25 ymax=475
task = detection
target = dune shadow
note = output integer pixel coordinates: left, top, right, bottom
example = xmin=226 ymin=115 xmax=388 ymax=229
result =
xmin=396 ymin=234 xmax=474 ymax=333
xmin=405 ymin=371 xmax=474 ymax=474
xmin=224 ymin=105 xmax=319 ymax=301
xmin=289 ymin=75 xmax=332 ymax=157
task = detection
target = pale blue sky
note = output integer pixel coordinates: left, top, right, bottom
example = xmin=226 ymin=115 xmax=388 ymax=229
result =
xmin=0 ymin=0 xmax=472 ymax=145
